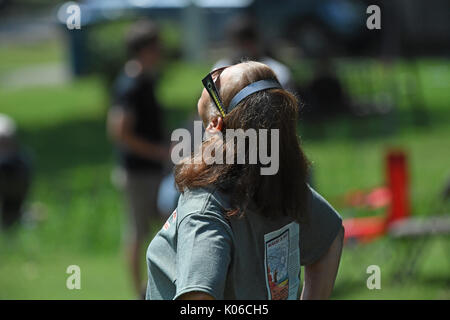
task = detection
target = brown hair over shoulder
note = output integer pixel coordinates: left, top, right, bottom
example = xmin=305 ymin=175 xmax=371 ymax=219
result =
xmin=175 ymin=61 xmax=310 ymax=223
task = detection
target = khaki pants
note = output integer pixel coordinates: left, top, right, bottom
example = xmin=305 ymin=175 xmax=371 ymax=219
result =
xmin=113 ymin=167 xmax=162 ymax=243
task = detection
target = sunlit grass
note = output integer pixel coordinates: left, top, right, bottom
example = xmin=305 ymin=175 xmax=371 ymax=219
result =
xmin=0 ymin=39 xmax=448 ymax=299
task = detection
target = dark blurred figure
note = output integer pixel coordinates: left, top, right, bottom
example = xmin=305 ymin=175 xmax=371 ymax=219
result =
xmin=300 ymin=58 xmax=352 ymax=120
xmin=107 ymin=20 xmax=169 ymax=298
xmin=0 ymin=114 xmax=31 ymax=230
xmin=214 ymin=14 xmax=295 ymax=90
xmin=443 ymin=178 xmax=450 ymax=200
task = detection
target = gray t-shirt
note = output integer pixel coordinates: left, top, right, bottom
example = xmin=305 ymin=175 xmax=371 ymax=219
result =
xmin=146 ymin=185 xmax=342 ymax=300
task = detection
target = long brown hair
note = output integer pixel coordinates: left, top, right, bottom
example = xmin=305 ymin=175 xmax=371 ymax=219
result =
xmin=175 ymin=61 xmax=310 ymax=223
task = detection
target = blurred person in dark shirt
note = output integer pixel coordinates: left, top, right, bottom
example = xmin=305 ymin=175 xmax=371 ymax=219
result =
xmin=0 ymin=114 xmax=31 ymax=230
xmin=107 ymin=20 xmax=170 ymax=298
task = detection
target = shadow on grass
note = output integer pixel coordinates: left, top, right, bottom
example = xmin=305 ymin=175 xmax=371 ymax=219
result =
xmin=299 ymin=107 xmax=450 ymax=142
xmin=15 ymin=98 xmax=450 ymax=178
xmin=20 ymin=116 xmax=113 ymax=177
xmin=18 ymin=108 xmax=191 ymax=178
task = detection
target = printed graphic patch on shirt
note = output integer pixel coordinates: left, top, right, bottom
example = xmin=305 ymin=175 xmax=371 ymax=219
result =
xmin=172 ymin=209 xmax=177 ymax=223
xmin=264 ymin=222 xmax=300 ymax=300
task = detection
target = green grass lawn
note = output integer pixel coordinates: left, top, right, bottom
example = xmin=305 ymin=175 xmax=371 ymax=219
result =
xmin=0 ymin=39 xmax=449 ymax=299
xmin=0 ymin=249 xmax=135 ymax=299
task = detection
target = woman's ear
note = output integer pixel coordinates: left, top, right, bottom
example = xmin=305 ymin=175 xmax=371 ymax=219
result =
xmin=206 ymin=116 xmax=223 ymax=134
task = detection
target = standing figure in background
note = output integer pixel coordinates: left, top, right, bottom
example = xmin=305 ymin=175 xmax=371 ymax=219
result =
xmin=107 ymin=20 xmax=169 ymax=298
xmin=214 ymin=14 xmax=295 ymax=90
xmin=0 ymin=114 xmax=31 ymax=230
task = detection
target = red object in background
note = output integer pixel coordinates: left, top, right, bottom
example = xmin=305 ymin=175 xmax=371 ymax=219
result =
xmin=366 ymin=187 xmax=391 ymax=209
xmin=386 ymin=150 xmax=410 ymax=223
xmin=343 ymin=150 xmax=410 ymax=243
xmin=343 ymin=216 xmax=386 ymax=243
xmin=343 ymin=187 xmax=391 ymax=209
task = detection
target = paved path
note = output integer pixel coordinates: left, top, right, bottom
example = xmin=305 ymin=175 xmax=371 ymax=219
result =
xmin=0 ymin=62 xmax=71 ymax=89
xmin=0 ymin=11 xmax=70 ymax=88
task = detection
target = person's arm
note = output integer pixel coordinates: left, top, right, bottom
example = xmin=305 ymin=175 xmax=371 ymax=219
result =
xmin=173 ymin=209 xmax=232 ymax=301
xmin=178 ymin=291 xmax=215 ymax=300
xmin=300 ymin=226 xmax=344 ymax=300
xmin=107 ymin=107 xmax=169 ymax=163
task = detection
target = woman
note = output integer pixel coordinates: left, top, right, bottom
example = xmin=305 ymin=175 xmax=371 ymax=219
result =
xmin=146 ymin=61 xmax=344 ymax=300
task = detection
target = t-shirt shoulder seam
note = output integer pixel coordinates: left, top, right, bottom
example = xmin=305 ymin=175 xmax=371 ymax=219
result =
xmin=210 ymin=186 xmax=224 ymax=204
xmin=177 ymin=190 xmax=214 ymax=226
